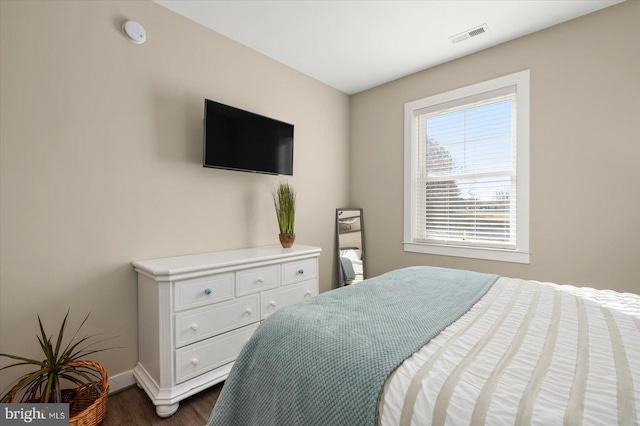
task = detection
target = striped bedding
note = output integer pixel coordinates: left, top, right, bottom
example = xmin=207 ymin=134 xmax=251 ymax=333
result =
xmin=379 ymin=277 xmax=640 ymax=426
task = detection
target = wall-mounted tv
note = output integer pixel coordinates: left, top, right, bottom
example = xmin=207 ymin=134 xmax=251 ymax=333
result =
xmin=203 ymin=99 xmax=294 ymax=176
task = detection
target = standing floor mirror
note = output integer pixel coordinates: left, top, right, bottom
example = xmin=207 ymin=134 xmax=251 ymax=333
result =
xmin=336 ymin=208 xmax=365 ymax=286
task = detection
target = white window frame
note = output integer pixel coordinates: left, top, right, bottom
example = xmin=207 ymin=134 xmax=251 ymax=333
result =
xmin=403 ymin=70 xmax=530 ymax=264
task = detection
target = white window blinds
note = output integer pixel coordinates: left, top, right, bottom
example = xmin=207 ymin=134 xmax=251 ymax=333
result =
xmin=412 ymin=86 xmax=517 ymax=249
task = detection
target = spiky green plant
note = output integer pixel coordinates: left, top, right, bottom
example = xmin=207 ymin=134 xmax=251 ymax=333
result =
xmin=273 ymin=182 xmax=296 ymax=234
xmin=0 ymin=310 xmax=114 ymax=403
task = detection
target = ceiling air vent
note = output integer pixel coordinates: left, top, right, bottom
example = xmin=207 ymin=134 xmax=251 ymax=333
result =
xmin=449 ymin=24 xmax=489 ymax=44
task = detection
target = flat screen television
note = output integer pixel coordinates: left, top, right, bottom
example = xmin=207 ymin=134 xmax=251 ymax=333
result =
xmin=203 ymin=99 xmax=294 ymax=175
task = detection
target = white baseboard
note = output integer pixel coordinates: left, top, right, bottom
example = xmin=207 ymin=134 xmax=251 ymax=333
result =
xmin=108 ymin=369 xmax=136 ymax=395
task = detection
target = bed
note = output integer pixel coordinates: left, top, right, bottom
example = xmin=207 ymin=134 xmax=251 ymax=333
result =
xmin=340 ymin=248 xmax=364 ymax=284
xmin=207 ymin=266 xmax=640 ymax=425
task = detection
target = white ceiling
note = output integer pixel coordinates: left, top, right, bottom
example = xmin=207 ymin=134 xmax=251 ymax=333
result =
xmin=153 ymin=0 xmax=624 ymax=95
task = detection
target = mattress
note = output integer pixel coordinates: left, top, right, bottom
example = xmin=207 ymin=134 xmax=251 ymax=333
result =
xmin=379 ymin=277 xmax=640 ymax=425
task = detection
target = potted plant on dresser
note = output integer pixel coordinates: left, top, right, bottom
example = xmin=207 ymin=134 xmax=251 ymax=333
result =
xmin=273 ymin=182 xmax=296 ymax=248
xmin=0 ymin=310 xmax=112 ymax=426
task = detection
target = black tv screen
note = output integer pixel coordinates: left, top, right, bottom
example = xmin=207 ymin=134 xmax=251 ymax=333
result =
xmin=203 ymin=99 xmax=294 ymax=176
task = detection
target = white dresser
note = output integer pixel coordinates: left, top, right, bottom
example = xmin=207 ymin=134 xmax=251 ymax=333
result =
xmin=132 ymin=245 xmax=321 ymax=417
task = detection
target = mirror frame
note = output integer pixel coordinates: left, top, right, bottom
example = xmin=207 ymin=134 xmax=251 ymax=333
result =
xmin=336 ymin=208 xmax=365 ymax=286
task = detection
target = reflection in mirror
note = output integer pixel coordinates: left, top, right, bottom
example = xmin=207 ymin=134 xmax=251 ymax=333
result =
xmin=336 ymin=208 xmax=365 ymax=286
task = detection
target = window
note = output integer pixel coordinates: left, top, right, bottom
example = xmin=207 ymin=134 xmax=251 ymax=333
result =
xmin=404 ymin=70 xmax=530 ymax=263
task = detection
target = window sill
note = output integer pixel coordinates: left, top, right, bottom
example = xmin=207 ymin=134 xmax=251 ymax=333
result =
xmin=403 ymin=241 xmax=530 ymax=264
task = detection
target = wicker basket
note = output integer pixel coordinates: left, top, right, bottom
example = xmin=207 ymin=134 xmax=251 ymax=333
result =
xmin=68 ymin=360 xmax=109 ymax=426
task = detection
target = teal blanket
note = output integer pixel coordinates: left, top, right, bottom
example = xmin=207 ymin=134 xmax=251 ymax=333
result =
xmin=207 ymin=266 xmax=498 ymax=426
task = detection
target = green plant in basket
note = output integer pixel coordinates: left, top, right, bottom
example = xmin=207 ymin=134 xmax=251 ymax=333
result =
xmin=0 ymin=309 xmax=114 ymax=404
xmin=273 ymin=182 xmax=296 ymax=248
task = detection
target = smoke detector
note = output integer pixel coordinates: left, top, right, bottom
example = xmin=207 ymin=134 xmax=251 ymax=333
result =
xmin=122 ymin=21 xmax=146 ymax=44
xmin=449 ymin=24 xmax=489 ymax=44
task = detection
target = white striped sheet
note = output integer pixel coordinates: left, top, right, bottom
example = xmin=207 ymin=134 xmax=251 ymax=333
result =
xmin=408 ymin=280 xmax=522 ymax=425
xmin=602 ymin=306 xmax=638 ymax=425
xmin=529 ymin=288 xmax=579 ymax=425
xmin=470 ymin=284 xmax=542 ymax=424
xmin=582 ymin=299 xmax=617 ymax=425
xmin=515 ymin=287 xmax=562 ymax=424
xmin=446 ymin=282 xmax=540 ymax=425
xmin=380 ymin=279 xmax=516 ymax=426
xmin=400 ymin=280 xmax=517 ymax=425
xmin=558 ymin=285 xmax=640 ymax=318
xmin=486 ymin=283 xmax=558 ymax=424
xmin=380 ymin=278 xmax=640 ymax=426
xmin=609 ymin=306 xmax=640 ymax=422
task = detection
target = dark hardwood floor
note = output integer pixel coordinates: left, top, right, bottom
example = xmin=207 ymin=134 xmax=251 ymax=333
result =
xmin=102 ymin=383 xmax=223 ymax=425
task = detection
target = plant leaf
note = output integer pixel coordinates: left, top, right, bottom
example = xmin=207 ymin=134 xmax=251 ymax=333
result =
xmin=60 ymin=311 xmax=91 ymax=360
xmin=1 ymin=369 xmax=47 ymax=402
xmin=52 ymin=309 xmax=70 ymax=362
xmin=0 ymin=354 xmax=47 ymax=369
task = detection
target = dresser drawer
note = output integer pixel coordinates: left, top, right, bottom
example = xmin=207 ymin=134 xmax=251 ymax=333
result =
xmin=175 ymin=323 xmax=258 ymax=384
xmin=261 ymin=279 xmax=317 ymax=320
xmin=175 ymin=295 xmax=259 ymax=348
xmin=236 ymin=265 xmax=280 ymax=296
xmin=173 ymin=273 xmax=234 ymax=312
xmin=282 ymin=258 xmax=317 ymax=286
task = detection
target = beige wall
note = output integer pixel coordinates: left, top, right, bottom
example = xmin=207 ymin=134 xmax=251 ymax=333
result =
xmin=350 ymin=1 xmax=639 ymax=295
xmin=0 ymin=1 xmax=349 ymax=381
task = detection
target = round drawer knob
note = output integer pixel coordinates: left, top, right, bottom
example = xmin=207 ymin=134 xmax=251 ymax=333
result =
xmin=191 ymin=358 xmax=199 ymax=365
xmin=245 ymin=307 xmax=253 ymax=315
xmin=298 ymin=269 xmax=304 ymax=275
xmin=204 ymin=288 xmax=212 ymax=295
xmin=305 ymin=291 xmax=312 ymax=297
xmin=269 ymin=301 xmax=276 ymax=307
xmin=190 ymin=323 xmax=199 ymax=331
xmin=257 ymin=277 xmax=264 ymax=283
